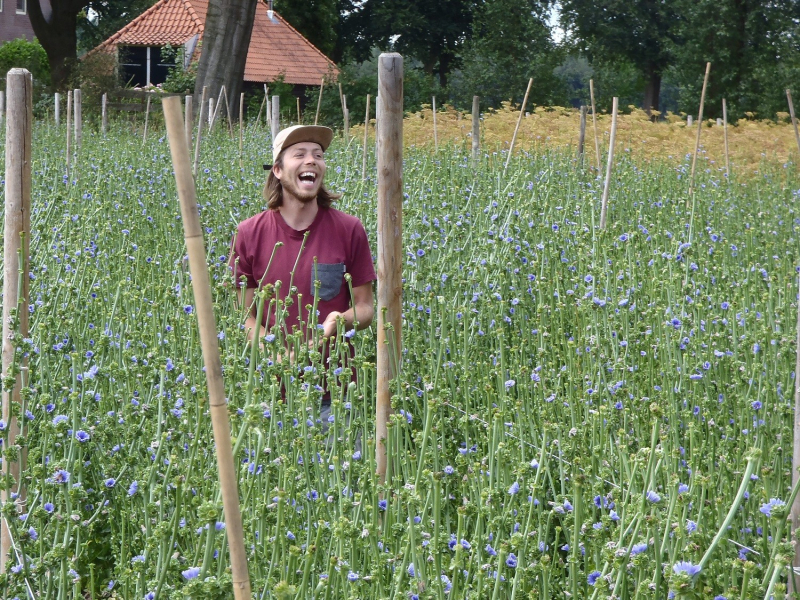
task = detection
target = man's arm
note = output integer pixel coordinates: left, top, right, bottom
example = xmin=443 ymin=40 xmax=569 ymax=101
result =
xmin=320 ymin=282 xmax=375 ymax=339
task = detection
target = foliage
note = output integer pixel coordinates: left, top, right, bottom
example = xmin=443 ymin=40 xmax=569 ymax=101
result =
xmin=0 ymin=38 xmax=50 ymax=89
xmin=274 ymin=0 xmax=339 ymax=58
xmin=76 ymin=0 xmax=157 ymax=54
xmin=160 ymin=46 xmax=197 ymax=95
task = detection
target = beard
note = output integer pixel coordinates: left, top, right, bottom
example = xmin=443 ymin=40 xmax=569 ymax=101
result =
xmin=280 ymin=176 xmax=319 ymax=204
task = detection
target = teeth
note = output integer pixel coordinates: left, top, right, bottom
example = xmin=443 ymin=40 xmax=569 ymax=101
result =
xmin=300 ymin=172 xmax=316 ymax=181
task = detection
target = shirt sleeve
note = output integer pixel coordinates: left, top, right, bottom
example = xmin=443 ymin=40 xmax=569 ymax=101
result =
xmin=229 ymin=225 xmax=257 ymax=289
xmin=348 ymin=220 xmax=377 ymax=288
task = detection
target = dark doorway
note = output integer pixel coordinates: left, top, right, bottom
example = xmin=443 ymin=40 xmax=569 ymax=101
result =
xmin=119 ymin=46 xmax=176 ymax=87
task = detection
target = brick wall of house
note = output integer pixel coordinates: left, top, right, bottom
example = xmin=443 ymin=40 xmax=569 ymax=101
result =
xmin=0 ymin=0 xmax=52 ymax=44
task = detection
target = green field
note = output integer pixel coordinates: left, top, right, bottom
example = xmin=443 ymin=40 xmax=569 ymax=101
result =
xmin=2 ymin=117 xmax=800 ymax=599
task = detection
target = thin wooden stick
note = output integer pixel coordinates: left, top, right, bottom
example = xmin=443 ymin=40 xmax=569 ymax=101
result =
xmin=589 ymin=79 xmax=600 ymax=171
xmin=362 ymin=93 xmax=370 ymax=180
xmin=101 ymin=93 xmax=108 ymax=137
xmin=208 ymin=97 xmax=215 ymax=130
xmin=578 ymin=105 xmax=586 ymax=166
xmin=73 ymin=88 xmax=82 ymax=151
xmin=343 ymin=95 xmax=349 ymax=139
xmin=256 ymin=84 xmax=267 ymax=125
xmin=376 ymin=53 xmax=403 ymax=484
xmin=688 ymin=62 xmax=711 ymax=201
xmin=185 ymin=94 xmax=193 ymax=151
xmin=792 ymin=91 xmax=800 ymax=591
xmin=222 ymin=87 xmax=234 ymax=135
xmin=315 ymin=77 xmax=324 ymax=125
xmin=239 ymin=92 xmax=244 ymax=169
xmin=54 ymin=92 xmax=60 ymax=126
xmin=503 ymin=77 xmax=533 ymax=174
xmin=432 ymin=96 xmax=438 ymax=152
xmin=193 ymin=86 xmax=207 ymax=177
xmin=66 ymin=90 xmax=72 ymax=174
xmin=0 ymin=68 xmax=32 ymax=575
xmin=599 ymin=96 xmax=619 ymax=230
xmin=296 ymin=96 xmax=301 ymax=124
xmin=142 ymin=94 xmax=151 ymax=146
xmin=162 ymin=96 xmax=252 ymax=599
xmin=722 ymin=98 xmax=730 ymax=180
xmin=472 ymin=95 xmax=480 ymax=164
xmin=271 ymin=95 xmax=280 ymax=141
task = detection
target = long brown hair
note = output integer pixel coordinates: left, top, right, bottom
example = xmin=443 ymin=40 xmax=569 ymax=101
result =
xmin=263 ymin=151 xmax=341 ymax=210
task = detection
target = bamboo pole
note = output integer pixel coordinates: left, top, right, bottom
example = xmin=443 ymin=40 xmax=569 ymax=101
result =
xmin=376 ymin=53 xmax=403 ymax=484
xmin=54 ymin=92 xmax=60 ymax=126
xmin=193 ymin=86 xmax=207 ymax=177
xmin=432 ymin=96 xmax=438 ymax=152
xmin=315 ymin=77 xmax=324 ymax=125
xmin=256 ymin=85 xmax=267 ymax=126
xmin=589 ymin=79 xmax=600 ymax=171
xmin=102 ymin=93 xmax=108 ymax=137
xmin=722 ymin=98 xmax=730 ymax=180
xmin=208 ymin=97 xmax=215 ymax=129
xmin=73 ymin=88 xmax=82 ymax=151
xmin=503 ymin=77 xmax=533 ymax=174
xmin=222 ymin=87 xmax=234 ymax=135
xmin=142 ymin=94 xmax=151 ymax=146
xmin=161 ymin=96 xmax=252 ymax=599
xmin=271 ymin=95 xmax=280 ymax=142
xmin=578 ymin=105 xmax=586 ymax=166
xmin=471 ymin=95 xmax=480 ymax=164
xmin=210 ymin=85 xmax=225 ymax=131
xmin=185 ymin=94 xmax=193 ymax=151
xmin=0 ymin=91 xmax=6 ymax=129
xmin=787 ymin=87 xmax=800 ymax=597
xmin=599 ymin=96 xmax=619 ymax=230
xmin=362 ymin=93 xmax=371 ymax=180
xmin=66 ymin=90 xmax=72 ymax=173
xmin=296 ymin=96 xmax=301 ymax=124
xmin=1 ymin=68 xmax=32 ymax=575
xmin=688 ymin=62 xmax=712 ymax=201
xmin=343 ymin=94 xmax=349 ymax=139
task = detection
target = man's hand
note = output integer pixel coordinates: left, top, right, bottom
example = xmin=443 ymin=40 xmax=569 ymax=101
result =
xmin=321 ymin=311 xmax=344 ymax=339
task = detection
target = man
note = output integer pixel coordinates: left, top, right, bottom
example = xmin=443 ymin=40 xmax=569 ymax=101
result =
xmin=230 ymin=124 xmax=376 ymax=369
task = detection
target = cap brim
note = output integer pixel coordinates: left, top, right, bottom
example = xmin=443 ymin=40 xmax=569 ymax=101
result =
xmin=273 ymin=125 xmax=334 ymax=163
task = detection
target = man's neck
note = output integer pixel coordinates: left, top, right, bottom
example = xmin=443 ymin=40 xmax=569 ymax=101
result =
xmin=278 ymin=194 xmax=319 ymax=230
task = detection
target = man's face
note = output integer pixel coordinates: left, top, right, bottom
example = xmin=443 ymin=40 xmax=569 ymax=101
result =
xmin=273 ymin=141 xmax=326 ymax=204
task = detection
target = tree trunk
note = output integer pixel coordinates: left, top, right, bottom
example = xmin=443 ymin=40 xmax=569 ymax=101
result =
xmin=643 ymin=69 xmax=661 ymax=117
xmin=194 ymin=0 xmax=258 ymax=121
xmin=28 ymin=0 xmax=83 ymax=90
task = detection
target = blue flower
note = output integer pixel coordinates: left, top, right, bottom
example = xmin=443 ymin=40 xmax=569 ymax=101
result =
xmin=43 ymin=503 xmax=54 ymax=513
xmin=52 ymin=469 xmax=70 ymax=484
xmin=128 ymin=481 xmax=138 ymax=496
xmin=443 ymin=465 xmax=454 ymax=475
xmin=407 ymin=563 xmax=415 ymax=577
xmin=672 ymin=561 xmax=701 ymax=576
xmin=686 ymin=520 xmax=697 ymax=533
xmin=181 ymin=567 xmax=200 ymax=580
xmin=378 ymin=499 xmax=387 ymax=511
xmin=646 ymin=490 xmax=661 ymax=503
xmin=587 ymin=570 xmax=602 ymax=585
xmin=485 ymin=544 xmax=497 ymax=556
xmin=505 ymin=553 xmax=517 ymax=568
xmin=760 ymin=498 xmax=786 ymax=517
xmin=347 ymin=571 xmax=359 ymax=582
xmin=508 ymin=481 xmax=520 ymax=495
xmin=678 ymin=483 xmax=689 ymax=494
xmin=751 ymin=400 xmax=762 ymax=410
xmin=461 ymin=539 xmax=471 ymax=550
xmin=287 ymin=531 xmax=295 ymax=541
xmin=630 ymin=543 xmax=648 ymax=555
xmin=104 ymin=478 xmax=115 ymax=488
xmin=75 ymin=430 xmax=90 ymax=442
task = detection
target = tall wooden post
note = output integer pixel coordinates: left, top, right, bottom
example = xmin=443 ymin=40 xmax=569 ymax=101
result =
xmin=362 ymin=93 xmax=371 ymax=180
xmin=589 ymin=79 xmax=600 ymax=171
xmin=471 ymin=95 xmax=480 ymax=164
xmin=343 ymin=95 xmax=349 ymax=139
xmin=208 ymin=97 xmax=215 ymax=129
xmin=271 ymin=95 xmax=280 ymax=142
xmin=66 ymin=91 xmax=72 ymax=173
xmin=315 ymin=77 xmax=324 ymax=125
xmin=296 ymin=96 xmax=301 ymax=124
xmin=193 ymin=86 xmax=207 ymax=177
xmin=161 ymin=96 xmax=251 ymax=600
xmin=1 ymin=68 xmax=32 ymax=574
xmin=142 ymin=94 xmax=151 ymax=146
xmin=239 ymin=92 xmax=245 ymax=168
xmin=376 ymin=53 xmax=403 ymax=484
xmin=599 ymin=97 xmax=619 ymax=230
xmin=504 ymin=78 xmax=533 ymax=174
xmin=722 ymin=98 xmax=730 ymax=180
xmin=578 ymin=105 xmax=587 ymax=165
xmin=185 ymin=95 xmax=193 ymax=151
xmin=787 ymin=88 xmax=800 ymax=597
xmin=688 ymin=62 xmax=711 ymax=201
xmin=54 ymin=92 xmax=60 ymax=126
xmin=101 ymin=93 xmax=108 ymax=137
xmin=432 ymin=96 xmax=438 ymax=152
xmin=73 ymin=88 xmax=82 ymax=151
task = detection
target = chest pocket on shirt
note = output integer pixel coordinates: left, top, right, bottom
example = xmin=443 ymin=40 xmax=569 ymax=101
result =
xmin=312 ymin=262 xmax=345 ymax=301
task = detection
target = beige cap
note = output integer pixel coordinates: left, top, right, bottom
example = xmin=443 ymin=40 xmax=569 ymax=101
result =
xmin=272 ymin=125 xmax=333 ymax=163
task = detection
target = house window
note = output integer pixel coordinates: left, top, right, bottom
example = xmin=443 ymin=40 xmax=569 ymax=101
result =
xmin=16 ymin=0 xmax=25 ymax=14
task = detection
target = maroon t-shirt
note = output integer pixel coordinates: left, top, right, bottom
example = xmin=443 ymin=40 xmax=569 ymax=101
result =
xmin=230 ymin=207 xmax=376 ymax=339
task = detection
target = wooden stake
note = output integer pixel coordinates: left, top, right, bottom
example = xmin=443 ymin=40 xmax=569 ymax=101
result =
xmin=54 ymin=92 xmax=60 ymax=126
xmin=338 ymin=81 xmax=344 ymax=116
xmin=504 ymin=77 xmax=533 ymax=174
xmin=239 ymin=92 xmax=244 ymax=169
xmin=162 ymin=96 xmax=251 ymax=600
xmin=73 ymin=88 xmax=82 ymax=151
xmin=432 ymin=96 xmax=438 ymax=152
xmin=589 ymin=79 xmax=600 ymax=171
xmin=578 ymin=105 xmax=586 ymax=166
xmin=343 ymin=95 xmax=349 ymax=139
xmin=222 ymin=87 xmax=234 ymax=135
xmin=193 ymin=86 xmax=207 ymax=177
xmin=362 ymin=93 xmax=370 ymax=180
xmin=1 ymin=68 xmax=32 ymax=575
xmin=296 ymin=96 xmax=301 ymax=124
xmin=376 ymin=53 xmax=403 ymax=485
xmin=185 ymin=94 xmax=193 ymax=151
xmin=271 ymin=95 xmax=280 ymax=142
xmin=315 ymin=77 xmax=324 ymax=126
xmin=66 ymin=90 xmax=72 ymax=173
xmin=256 ymin=85 xmax=267 ymax=126
xmin=791 ymin=90 xmax=800 ymax=592
xmin=472 ymin=95 xmax=480 ymax=163
xmin=208 ymin=97 xmax=215 ymax=129
xmin=142 ymin=94 xmax=151 ymax=146
xmin=722 ymin=98 xmax=730 ymax=180
xmin=102 ymin=93 xmax=108 ymax=137
xmin=0 ymin=91 xmax=6 ymax=129
xmin=688 ymin=62 xmax=711 ymax=201
xmin=599 ymin=96 xmax=619 ymax=230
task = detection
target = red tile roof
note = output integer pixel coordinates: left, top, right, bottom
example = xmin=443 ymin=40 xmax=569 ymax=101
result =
xmin=93 ymin=0 xmax=337 ymax=86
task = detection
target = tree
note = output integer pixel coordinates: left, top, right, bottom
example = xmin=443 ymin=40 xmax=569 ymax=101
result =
xmin=275 ymin=0 xmax=339 ymax=59
xmin=29 ymin=0 xmax=84 ymax=89
xmin=559 ymin=0 xmax=680 ymax=114
xmin=77 ymin=0 xmax=156 ymax=54
xmin=350 ymin=0 xmax=474 ymax=87
xmin=193 ymin=0 xmax=258 ymax=120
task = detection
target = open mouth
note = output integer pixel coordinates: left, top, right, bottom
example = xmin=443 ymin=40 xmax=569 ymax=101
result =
xmin=298 ymin=172 xmax=317 ymax=184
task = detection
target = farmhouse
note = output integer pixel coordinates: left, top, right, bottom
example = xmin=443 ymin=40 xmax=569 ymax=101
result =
xmin=91 ymin=0 xmax=337 ymax=91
